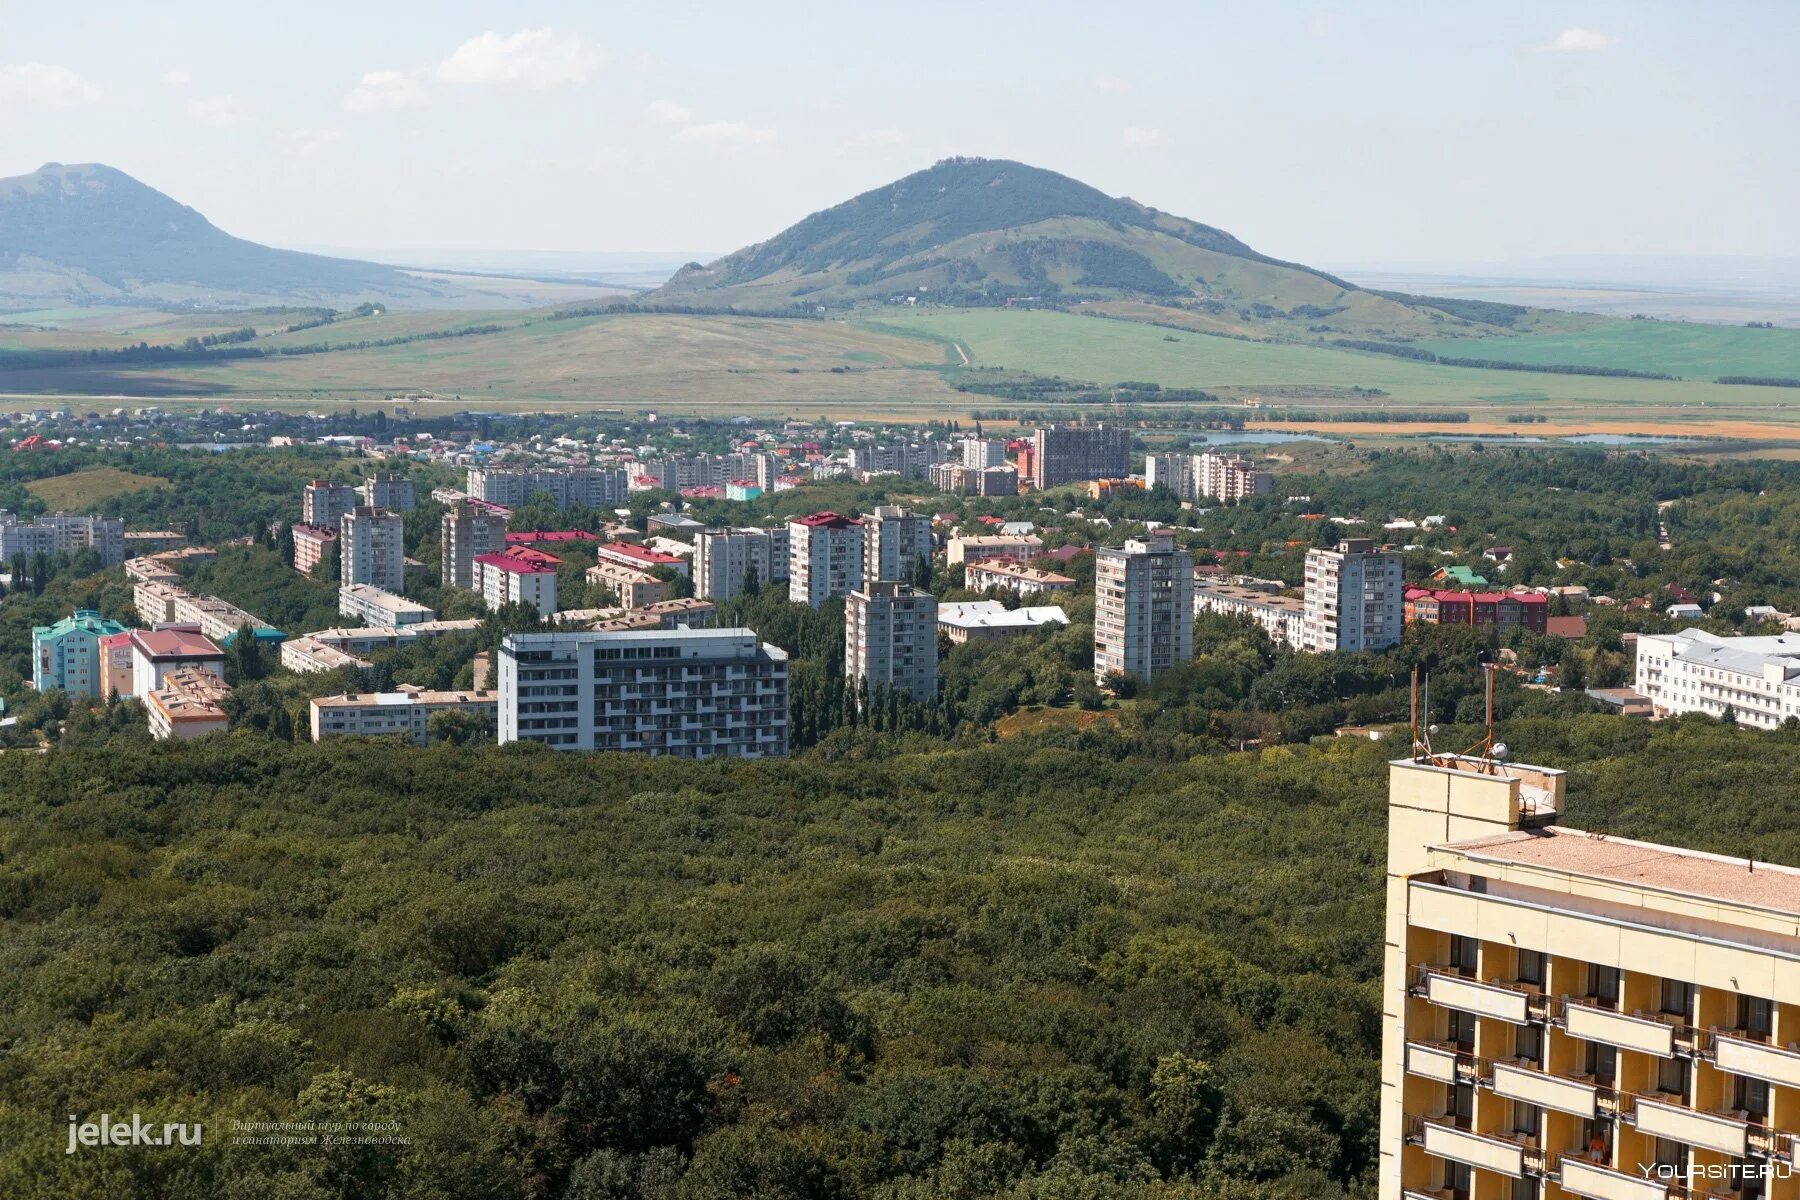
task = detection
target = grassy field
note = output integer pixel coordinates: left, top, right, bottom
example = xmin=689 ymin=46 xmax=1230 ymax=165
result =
xmin=1416 ymin=321 xmax=1800 ymax=379
xmin=22 ymin=466 xmax=170 ymax=508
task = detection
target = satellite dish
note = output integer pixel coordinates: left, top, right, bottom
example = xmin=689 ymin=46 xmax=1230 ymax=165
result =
xmin=1492 ymin=743 xmax=1510 ymax=761
xmin=1427 ymin=724 xmax=1438 ymax=735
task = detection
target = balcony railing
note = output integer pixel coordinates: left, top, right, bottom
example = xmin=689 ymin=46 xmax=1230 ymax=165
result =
xmin=1625 ymin=1095 xmax=1750 ymax=1158
xmin=1559 ymin=998 xmax=1692 ymax=1058
xmin=1406 ymin=1115 xmax=1537 ymax=1178
xmin=1555 ymin=1158 xmax=1674 ymax=1200
xmin=1412 ymin=965 xmax=1549 ymax=1025
xmin=1708 ymin=1028 xmax=1800 ymax=1090
xmin=1490 ymin=1058 xmax=1603 ymax=1119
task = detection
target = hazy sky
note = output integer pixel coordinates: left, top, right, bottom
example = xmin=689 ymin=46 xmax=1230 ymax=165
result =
xmin=2 ymin=1 xmax=1795 ymax=268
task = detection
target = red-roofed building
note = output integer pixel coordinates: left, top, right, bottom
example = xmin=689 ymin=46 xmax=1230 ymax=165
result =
xmin=129 ymin=625 xmax=226 ymax=697
xmin=475 ymin=548 xmax=559 ymax=616
xmin=1404 ymin=587 xmax=1548 ymax=634
xmin=680 ymin=485 xmax=725 ymax=500
xmin=505 ymin=530 xmax=601 ymax=546
xmin=787 ymin=512 xmax=865 ymax=606
xmin=595 ymin=540 xmax=690 ymax=578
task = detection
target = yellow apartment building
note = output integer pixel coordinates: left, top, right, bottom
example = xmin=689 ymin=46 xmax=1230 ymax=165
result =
xmin=1381 ymin=751 xmax=1800 ymax=1200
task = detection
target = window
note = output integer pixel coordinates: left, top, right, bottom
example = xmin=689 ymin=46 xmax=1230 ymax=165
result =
xmin=1451 ymin=1083 xmax=1475 ymax=1128
xmin=1661 ymin=979 xmax=1693 ymax=1019
xmin=1657 ymin=1055 xmax=1689 ymax=1100
xmin=1450 ymin=934 xmax=1479 ymax=974
xmin=1513 ymin=1101 xmax=1540 ymax=1138
xmin=1511 ymin=1175 xmax=1538 ymax=1200
xmin=1444 ymin=1161 xmax=1472 ymax=1200
xmin=1515 ymin=1024 xmax=1544 ymax=1065
xmin=1516 ymin=949 xmax=1544 ymax=986
xmin=1587 ymin=1043 xmax=1616 ymax=1086
xmin=1450 ymin=1009 xmax=1477 ymax=1051
xmin=1740 ymin=996 xmax=1773 ymax=1040
xmin=1737 ymin=1075 xmax=1770 ymax=1121
xmin=1651 ymin=1139 xmax=1684 ymax=1173
xmin=1589 ymin=965 xmax=1621 ymax=1007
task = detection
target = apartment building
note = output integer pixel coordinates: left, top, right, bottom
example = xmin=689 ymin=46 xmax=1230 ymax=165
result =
xmin=846 ymin=582 xmax=939 ymax=700
xmin=1144 ymin=453 xmax=1194 ymax=498
xmin=1380 ymin=747 xmax=1800 ymax=1200
xmin=302 ymin=480 xmax=357 ymax=529
xmin=129 ymin=626 xmax=226 ymax=699
xmin=497 ymin=627 xmax=788 ymax=757
xmin=937 ymin=601 xmax=1069 ymax=645
xmin=594 ymin=540 xmax=688 ymax=579
xmin=339 ymin=506 xmax=405 ymax=593
xmin=1193 ymin=582 xmax=1307 ymax=650
xmin=846 ymin=441 xmax=946 ymax=480
xmin=474 ymin=547 xmax=559 ymax=617
xmin=280 ymin=636 xmax=375 ymax=674
xmin=290 ymin=523 xmax=337 ymax=575
xmin=1030 ymin=424 xmax=1130 ymax=489
xmin=98 ymin=631 xmax=134 ymax=699
xmin=310 ymin=687 xmax=498 ymax=744
xmin=0 ymin=509 xmax=126 ymax=566
xmin=31 ymin=609 xmax=128 ymax=696
xmin=1196 ymin=452 xmax=1275 ymax=503
xmin=1305 ymin=538 xmax=1405 ymax=653
xmin=132 ymin=579 xmax=282 ymax=649
xmin=961 ymin=438 xmax=1008 ymax=469
xmin=441 ymin=499 xmax=509 ymax=590
xmin=788 ymin=512 xmax=865 ymax=607
xmin=863 ymin=506 xmax=933 ymax=584
xmin=1406 ymin=588 xmax=1550 ymax=635
xmin=692 ymin=527 xmax=789 ymax=602
xmin=946 ymin=533 xmax=1045 ymax=566
xmin=338 ymin=583 xmax=436 ymax=629
xmin=965 ymin=559 xmax=1077 ymax=597
xmin=585 ymin=559 xmax=670 ymax=609
xmin=359 ymin=472 xmax=416 ymax=512
xmin=301 ymin=619 xmax=484 ymax=656
xmin=557 ymin=597 xmax=719 ymax=633
xmin=145 ymin=665 xmax=231 ymax=740
xmin=1635 ymin=629 xmax=1800 ymax=729
xmin=122 ymin=531 xmax=186 ymax=556
xmin=1094 ymin=533 xmax=1194 ymax=684
xmin=466 ymin=466 xmax=627 ymax=509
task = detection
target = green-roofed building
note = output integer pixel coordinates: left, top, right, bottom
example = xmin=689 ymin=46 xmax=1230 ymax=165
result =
xmin=32 ymin=609 xmax=128 ymax=697
xmin=1433 ymin=565 xmax=1489 ymax=587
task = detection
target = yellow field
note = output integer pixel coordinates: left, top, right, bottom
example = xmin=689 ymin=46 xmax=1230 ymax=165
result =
xmin=24 ymin=466 xmax=171 ymax=508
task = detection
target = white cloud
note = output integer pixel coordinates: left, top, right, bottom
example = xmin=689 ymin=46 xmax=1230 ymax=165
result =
xmin=187 ymin=94 xmax=249 ymax=128
xmin=673 ymin=121 xmax=777 ymax=147
xmin=437 ymin=28 xmax=602 ymax=88
xmin=343 ymin=69 xmax=427 ymax=112
xmin=846 ymin=128 xmax=908 ymax=149
xmin=0 ymin=62 xmax=101 ymax=109
xmin=1539 ymin=27 xmax=1622 ymax=52
xmin=646 ymin=99 xmax=693 ymax=124
xmin=1122 ymin=126 xmax=1164 ymax=148
xmin=284 ymin=127 xmax=343 ymax=156
xmin=1094 ymin=75 xmax=1131 ymax=92
xmin=162 ymin=69 xmax=192 ymax=87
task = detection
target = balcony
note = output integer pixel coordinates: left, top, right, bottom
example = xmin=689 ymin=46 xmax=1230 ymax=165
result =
xmin=1628 ymin=1095 xmax=1749 ymax=1157
xmin=1491 ymin=1059 xmax=1602 ymax=1119
xmin=1404 ymin=1041 xmax=1466 ymax=1085
xmin=1710 ymin=1030 xmax=1800 ymax=1090
xmin=1562 ymin=999 xmax=1681 ymax=1058
xmin=1413 ymin=966 xmax=1545 ymax=1025
xmin=1556 ymin=1159 xmax=1673 ymax=1200
xmin=1408 ymin=1116 xmax=1530 ymax=1178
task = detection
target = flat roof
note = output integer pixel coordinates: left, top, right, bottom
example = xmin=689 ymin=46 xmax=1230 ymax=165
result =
xmin=1441 ymin=827 xmax=1800 ymax=918
xmin=938 ymin=601 xmax=1070 ymax=630
xmin=131 ymin=627 xmax=225 ymax=659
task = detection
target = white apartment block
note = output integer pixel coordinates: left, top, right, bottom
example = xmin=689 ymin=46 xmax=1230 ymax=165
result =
xmin=475 ymin=550 xmax=559 ymax=617
xmin=846 ymin=582 xmax=939 ymax=700
xmin=1094 ymin=533 xmax=1194 ymax=685
xmin=466 ymin=466 xmax=627 ymax=509
xmin=1143 ymin=452 xmax=1273 ymax=503
xmin=787 ymin=512 xmax=865 ymax=607
xmin=863 ymin=506 xmax=933 ymax=584
xmin=1143 ymin=453 xmax=1194 ymax=498
xmin=960 ymin=438 xmax=1007 ymax=470
xmin=280 ymin=636 xmax=374 ymax=674
xmin=440 ymin=500 xmax=509 ymax=590
xmin=340 ymin=506 xmax=405 ymax=594
xmin=302 ymin=480 xmax=357 ymax=529
xmin=310 ymin=687 xmax=498 ymax=745
xmin=965 ymin=559 xmax=1077 ymax=597
xmin=498 ymin=628 xmax=788 ymax=756
xmin=1193 ymin=582 xmax=1307 ymax=650
xmin=0 ymin=509 xmax=126 ymax=566
xmin=359 ymin=472 xmax=416 ymax=512
xmin=302 ymin=620 xmax=484 ymax=655
xmin=1304 ymin=538 xmax=1404 ymax=653
xmin=338 ymin=583 xmax=435 ymax=629
xmin=692 ymin=527 xmax=789 ymax=602
xmin=946 ymin=533 xmax=1044 ymax=566
xmin=1636 ymin=628 xmax=1800 ymax=729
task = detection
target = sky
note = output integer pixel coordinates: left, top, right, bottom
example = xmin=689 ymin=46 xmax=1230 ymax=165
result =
xmin=0 ymin=1 xmax=1795 ymax=270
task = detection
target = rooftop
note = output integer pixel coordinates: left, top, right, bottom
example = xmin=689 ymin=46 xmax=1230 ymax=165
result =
xmin=792 ymin=511 xmax=862 ymax=529
xmin=597 ymin=540 xmax=685 ymax=564
xmin=937 ymin=601 xmax=1070 ymax=631
xmin=1650 ymin=627 xmax=1800 ymax=681
xmin=312 ymin=688 xmax=496 ymax=709
xmin=1196 ymin=583 xmax=1306 ymax=612
xmin=506 ymin=530 xmax=599 ymax=544
xmin=966 ymin=559 xmax=1074 ymax=584
xmin=131 ymin=626 xmax=225 ymax=660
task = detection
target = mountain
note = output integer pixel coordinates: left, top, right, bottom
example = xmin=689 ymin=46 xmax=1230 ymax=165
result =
xmin=0 ymin=162 xmax=447 ymax=309
xmin=648 ymin=157 xmax=1528 ymax=339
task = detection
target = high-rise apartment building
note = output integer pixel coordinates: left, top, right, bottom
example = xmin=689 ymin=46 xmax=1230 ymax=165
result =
xmin=1196 ymin=452 xmax=1275 ymax=503
xmin=0 ymin=510 xmax=126 ymax=566
xmin=1379 ymin=746 xmax=1800 ymax=1200
xmin=466 ymin=466 xmax=628 ymax=509
xmin=846 ymin=582 xmax=938 ymax=700
xmin=498 ymin=627 xmax=788 ymax=756
xmin=1304 ymin=538 xmax=1404 ymax=653
xmin=1093 ymin=533 xmax=1193 ymax=684
xmin=692 ymin=527 xmax=788 ymax=601
xmin=863 ymin=506 xmax=933 ymax=584
xmin=440 ymin=500 xmax=509 ymax=590
xmin=787 ymin=512 xmax=864 ymax=607
xmin=359 ymin=472 xmax=416 ymax=512
xmin=339 ymin=506 xmax=405 ymax=594
xmin=1144 ymin=453 xmax=1194 ymax=498
xmin=474 ymin=547 xmax=559 ymax=617
xmin=290 ymin=523 xmax=336 ymax=575
xmin=302 ymin=480 xmax=358 ymax=529
xmin=961 ymin=438 xmax=1007 ymax=470
xmin=1031 ymin=424 xmax=1130 ymax=489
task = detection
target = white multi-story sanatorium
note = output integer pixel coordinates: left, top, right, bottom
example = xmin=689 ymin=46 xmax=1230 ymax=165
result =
xmin=845 ymin=581 xmax=938 ymax=700
xmin=787 ymin=512 xmax=864 ymax=607
xmin=498 ymin=627 xmax=788 ymax=756
xmin=339 ymin=506 xmax=405 ymax=594
xmin=1093 ymin=532 xmax=1193 ymax=685
xmin=863 ymin=505 xmax=933 ymax=584
xmin=692 ymin=527 xmax=789 ymax=602
xmin=1635 ymin=629 xmax=1800 ymax=729
xmin=1304 ymin=537 xmax=1404 ymax=653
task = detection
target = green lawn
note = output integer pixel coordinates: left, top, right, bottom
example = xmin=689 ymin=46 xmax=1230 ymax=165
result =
xmin=1417 ymin=321 xmax=1800 ymax=380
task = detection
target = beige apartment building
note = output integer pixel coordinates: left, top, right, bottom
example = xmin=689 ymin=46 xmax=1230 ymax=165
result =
xmin=1381 ymin=750 xmax=1800 ymax=1200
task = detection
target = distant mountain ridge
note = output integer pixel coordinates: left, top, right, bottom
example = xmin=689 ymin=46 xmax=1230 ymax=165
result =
xmin=0 ymin=162 xmax=442 ymax=308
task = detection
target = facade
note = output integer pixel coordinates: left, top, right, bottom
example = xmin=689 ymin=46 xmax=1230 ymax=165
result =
xmin=1030 ymin=424 xmax=1130 ymax=489
xmin=1144 ymin=453 xmax=1193 ymax=498
xmin=302 ymin=620 xmax=484 ymax=656
xmin=359 ymin=472 xmax=416 ymax=512
xmin=441 ymin=500 xmax=509 ymax=590
xmin=133 ymin=579 xmax=281 ymax=648
xmin=474 ymin=548 xmax=559 ymax=617
xmin=1196 ymin=452 xmax=1275 ymax=503
xmin=1406 ymin=588 xmax=1550 ymax=635
xmin=1193 ymin=582 xmax=1307 ymax=650
xmin=280 ymin=636 xmax=375 ymax=674
xmin=961 ymin=438 xmax=1008 ymax=469
xmin=964 ymin=559 xmax=1077 ymax=597
xmin=301 ymin=480 xmax=357 ymax=529
xmin=310 ymin=687 xmax=498 ymax=744
xmin=937 ymin=601 xmax=1070 ymax=645
xmin=98 ymin=631 xmax=135 ymax=698
xmin=0 ymin=509 xmax=126 ymax=566
xmin=290 ymin=523 xmax=337 ymax=575
xmin=1635 ymin=629 xmax=1800 ymax=729
xmin=788 ymin=512 xmax=865 ymax=607
xmin=31 ymin=609 xmax=129 ymax=696
xmin=339 ymin=506 xmax=405 ymax=594
xmin=585 ymin=559 xmax=670 ymax=609
xmin=863 ymin=506 xmax=933 ymax=584
xmin=338 ymin=583 xmax=436 ymax=628
xmin=846 ymin=582 xmax=939 ymax=700
xmin=129 ymin=627 xmax=226 ymax=701
xmin=692 ymin=527 xmax=788 ymax=601
xmin=1094 ymin=533 xmax=1194 ymax=684
xmin=498 ymin=628 xmax=789 ymax=756
xmin=466 ymin=466 xmax=628 ymax=509
xmin=946 ymin=533 xmax=1045 ymax=566
xmin=122 ymin=531 xmax=187 ymax=556
xmin=1304 ymin=538 xmax=1405 ymax=653
xmin=145 ymin=666 xmax=231 ymax=740
xmin=594 ymin=540 xmax=689 ymax=578
xmin=974 ymin=465 xmax=1019 ymax=496
xmin=1380 ymin=747 xmax=1800 ymax=1200
xmin=845 ymin=442 xmax=946 ymax=480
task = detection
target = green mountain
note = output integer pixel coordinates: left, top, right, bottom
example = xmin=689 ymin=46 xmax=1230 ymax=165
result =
xmin=0 ymin=162 xmax=447 ymax=309
xmin=648 ymin=157 xmax=1526 ymax=339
